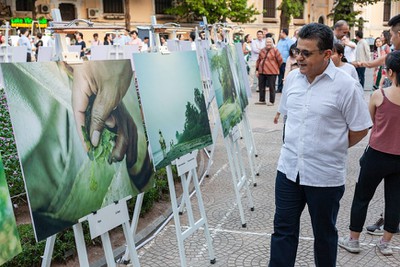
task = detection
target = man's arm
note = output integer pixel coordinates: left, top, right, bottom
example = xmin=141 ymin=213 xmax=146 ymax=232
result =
xmin=348 ymin=129 xmax=369 ymax=147
xmin=361 ymin=54 xmax=386 ymax=68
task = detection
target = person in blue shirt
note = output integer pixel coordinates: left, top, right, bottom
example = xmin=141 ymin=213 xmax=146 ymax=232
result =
xmin=276 ymin=28 xmax=294 ymax=93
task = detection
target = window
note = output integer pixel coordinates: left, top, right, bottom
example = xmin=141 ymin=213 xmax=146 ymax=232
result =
xmin=103 ymin=0 xmax=123 ymax=13
xmin=263 ymin=0 xmax=276 ymax=18
xmin=155 ymin=0 xmax=173 ymax=14
xmin=383 ymin=0 xmax=391 ymax=22
xmin=16 ymin=0 xmax=33 ymax=11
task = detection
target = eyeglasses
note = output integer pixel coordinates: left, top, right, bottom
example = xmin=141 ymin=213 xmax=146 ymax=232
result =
xmin=292 ymin=48 xmax=322 ymax=58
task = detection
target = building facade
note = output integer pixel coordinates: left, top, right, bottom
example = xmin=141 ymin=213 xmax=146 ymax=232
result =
xmin=0 ymin=0 xmax=399 ymax=39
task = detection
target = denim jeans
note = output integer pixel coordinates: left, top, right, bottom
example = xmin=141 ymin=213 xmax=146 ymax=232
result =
xmin=356 ymin=67 xmax=366 ymax=88
xmin=350 ymin=146 xmax=400 ymax=233
xmin=269 ymin=171 xmax=344 ymax=267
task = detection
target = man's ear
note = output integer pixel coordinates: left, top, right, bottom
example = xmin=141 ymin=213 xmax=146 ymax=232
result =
xmin=324 ymin=49 xmax=332 ymax=60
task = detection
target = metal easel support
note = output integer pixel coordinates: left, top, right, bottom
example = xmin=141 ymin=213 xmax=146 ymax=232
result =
xmin=167 ymin=151 xmax=216 ymax=266
xmin=119 ymin=192 xmax=144 ymax=264
xmin=224 ymin=125 xmax=255 ymax=227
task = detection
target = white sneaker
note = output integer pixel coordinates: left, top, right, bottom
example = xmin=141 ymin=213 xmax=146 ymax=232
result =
xmin=338 ymin=237 xmax=361 ymax=253
xmin=376 ymin=241 xmax=393 ymax=256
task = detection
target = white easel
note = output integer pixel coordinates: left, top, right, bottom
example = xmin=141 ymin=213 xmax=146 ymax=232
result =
xmin=41 ymin=9 xmax=141 ymax=267
xmin=132 ymin=17 xmax=216 ymax=267
xmin=195 ymin=18 xmax=221 ymax=179
xmin=224 ymin=125 xmax=255 ymax=227
xmin=225 ymin=42 xmax=260 ymax=186
xmin=168 ymin=151 xmax=216 ymax=266
xmin=196 ymin=23 xmax=255 ymax=227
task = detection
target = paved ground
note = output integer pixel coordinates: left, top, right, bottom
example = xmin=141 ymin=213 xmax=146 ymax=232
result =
xmin=133 ymin=69 xmax=400 ymax=267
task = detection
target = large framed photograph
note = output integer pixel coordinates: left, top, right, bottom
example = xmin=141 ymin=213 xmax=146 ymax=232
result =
xmin=1 ymin=60 xmax=154 ymax=241
xmin=0 ymin=154 xmax=22 ymax=265
xmin=207 ymin=47 xmax=243 ymax=137
xmin=133 ymin=51 xmax=213 ymax=169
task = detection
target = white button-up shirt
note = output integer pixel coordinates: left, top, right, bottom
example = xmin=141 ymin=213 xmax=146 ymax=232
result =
xmin=277 ymin=60 xmax=372 ymax=187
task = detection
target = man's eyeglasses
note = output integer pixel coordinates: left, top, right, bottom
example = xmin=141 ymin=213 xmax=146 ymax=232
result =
xmin=292 ymin=48 xmax=321 ymax=58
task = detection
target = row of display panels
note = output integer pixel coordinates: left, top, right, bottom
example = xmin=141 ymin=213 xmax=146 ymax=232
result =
xmin=0 ymin=43 xmax=250 ymax=264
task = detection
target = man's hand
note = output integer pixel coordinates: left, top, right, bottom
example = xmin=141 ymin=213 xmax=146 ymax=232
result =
xmin=72 ymin=60 xmax=133 ymax=150
xmin=108 ymin=103 xmax=138 ymax=168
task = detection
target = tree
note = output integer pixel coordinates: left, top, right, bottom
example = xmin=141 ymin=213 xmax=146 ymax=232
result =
xmin=125 ymin=0 xmax=131 ymax=30
xmin=329 ymin=0 xmax=399 ymax=27
xmin=166 ymin=0 xmax=260 ymax=24
xmin=278 ymin=0 xmax=306 ymax=31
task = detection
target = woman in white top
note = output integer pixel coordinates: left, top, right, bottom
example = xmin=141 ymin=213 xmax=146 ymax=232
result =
xmin=331 ymin=43 xmax=359 ymax=82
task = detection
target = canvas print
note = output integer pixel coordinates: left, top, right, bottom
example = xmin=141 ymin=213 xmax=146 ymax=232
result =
xmin=133 ymin=51 xmax=212 ymax=169
xmin=207 ymin=47 xmax=243 ymax=137
xmin=0 ymin=154 xmax=22 ymax=265
xmin=1 ymin=60 xmax=154 ymax=241
xmin=228 ymin=44 xmax=250 ymax=111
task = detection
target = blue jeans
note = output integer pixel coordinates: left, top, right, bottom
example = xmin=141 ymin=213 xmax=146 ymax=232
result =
xmin=269 ymin=171 xmax=345 ymax=267
xmin=356 ymin=67 xmax=366 ymax=88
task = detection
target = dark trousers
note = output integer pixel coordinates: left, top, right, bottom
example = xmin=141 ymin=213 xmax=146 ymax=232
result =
xmin=350 ymin=147 xmax=400 ymax=233
xmin=356 ymin=67 xmax=366 ymax=88
xmin=27 ymin=52 xmax=31 ymax=62
xmin=269 ymin=171 xmax=344 ymax=267
xmin=277 ymin=63 xmax=286 ymax=92
xmin=258 ymin=74 xmax=276 ymax=103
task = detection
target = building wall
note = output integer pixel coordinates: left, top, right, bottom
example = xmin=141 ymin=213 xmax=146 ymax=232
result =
xmin=3 ymin=0 xmax=400 ymax=41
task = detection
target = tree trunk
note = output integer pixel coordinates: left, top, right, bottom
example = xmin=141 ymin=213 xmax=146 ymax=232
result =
xmin=125 ymin=0 xmax=131 ymax=30
xmin=280 ymin=11 xmax=289 ymax=32
xmin=32 ymin=0 xmax=37 ymax=20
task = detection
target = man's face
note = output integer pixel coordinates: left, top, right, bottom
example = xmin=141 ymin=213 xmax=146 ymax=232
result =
xmin=265 ymin=38 xmax=273 ymax=49
xmin=335 ymin=25 xmax=349 ymax=39
xmin=296 ymin=38 xmax=331 ymax=83
xmin=280 ymin=31 xmax=286 ymax=38
xmin=257 ymin=32 xmax=263 ymax=40
xmin=390 ymin=26 xmax=400 ymax=50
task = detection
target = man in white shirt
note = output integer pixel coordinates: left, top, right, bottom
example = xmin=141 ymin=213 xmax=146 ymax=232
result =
xmin=341 ymin=34 xmax=356 ymax=62
xmin=249 ymin=30 xmax=265 ymax=92
xmin=18 ymin=28 xmax=32 ymax=62
xmin=269 ymin=23 xmax=372 ymax=267
xmin=355 ymin=31 xmax=371 ymax=88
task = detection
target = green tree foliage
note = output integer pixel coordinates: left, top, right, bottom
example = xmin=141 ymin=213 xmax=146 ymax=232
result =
xmin=210 ymin=49 xmax=236 ymax=103
xmin=278 ymin=0 xmax=306 ymax=30
xmin=329 ymin=0 xmax=398 ymax=27
xmin=177 ymin=88 xmax=210 ymax=143
xmin=166 ymin=0 xmax=260 ymax=24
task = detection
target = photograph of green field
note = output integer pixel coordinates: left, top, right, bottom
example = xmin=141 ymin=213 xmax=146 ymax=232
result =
xmin=0 ymin=60 xmax=154 ymax=241
xmin=0 ymin=154 xmax=22 ymax=265
xmin=207 ymin=47 xmax=243 ymax=137
xmin=133 ymin=51 xmax=213 ymax=169
xmin=230 ymin=43 xmax=250 ymax=110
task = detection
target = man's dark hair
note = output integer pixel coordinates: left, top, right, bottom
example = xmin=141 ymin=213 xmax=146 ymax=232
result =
xmin=282 ymin=28 xmax=289 ymax=36
xmin=143 ymin=37 xmax=149 ymax=40
xmin=93 ymin=33 xmax=98 ymax=38
xmin=257 ymin=30 xmax=263 ymax=35
xmin=298 ymin=23 xmax=333 ymax=51
xmin=388 ymin=14 xmax=400 ymax=32
xmin=355 ymin=31 xmax=363 ymax=39
xmin=386 ymin=50 xmax=400 ymax=86
xmin=20 ymin=28 xmax=27 ymax=35
xmin=189 ymin=32 xmax=196 ymax=41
